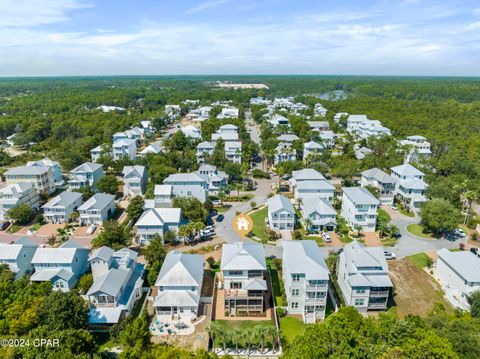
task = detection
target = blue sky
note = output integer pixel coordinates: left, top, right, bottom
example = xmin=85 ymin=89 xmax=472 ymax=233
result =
xmin=0 ymin=0 xmax=479 ymax=76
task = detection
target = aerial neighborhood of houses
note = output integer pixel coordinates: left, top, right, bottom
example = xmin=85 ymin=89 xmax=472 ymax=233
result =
xmin=1 ymin=90 xmax=478 ymax=355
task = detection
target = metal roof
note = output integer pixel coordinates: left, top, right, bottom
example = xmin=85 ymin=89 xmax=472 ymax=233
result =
xmin=283 ymin=240 xmax=329 ymax=280
xmin=221 ymin=243 xmax=266 ymax=271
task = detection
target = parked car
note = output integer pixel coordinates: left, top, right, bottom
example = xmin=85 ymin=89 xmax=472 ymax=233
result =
xmin=204 ymin=225 xmax=215 ymax=232
xmin=212 ymin=200 xmax=222 ymax=207
xmin=470 ymin=247 xmax=479 ymax=256
xmin=454 ymin=228 xmax=466 ymax=237
xmin=86 ymin=224 xmax=97 ymax=235
xmin=322 ymin=232 xmax=331 ymax=243
xmin=206 ymin=216 xmax=214 ymax=226
xmin=0 ymin=221 xmax=10 ymax=231
xmin=384 ymin=251 xmax=396 ymax=260
xmin=216 ymin=214 xmax=224 ymax=222
xmin=389 ymin=204 xmax=398 ymax=211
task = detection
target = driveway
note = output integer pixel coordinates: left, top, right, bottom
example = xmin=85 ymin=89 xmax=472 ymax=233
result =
xmin=382 ymin=205 xmax=460 ymax=258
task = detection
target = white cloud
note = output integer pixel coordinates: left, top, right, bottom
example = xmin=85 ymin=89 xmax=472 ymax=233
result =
xmin=184 ymin=0 xmax=231 ymax=14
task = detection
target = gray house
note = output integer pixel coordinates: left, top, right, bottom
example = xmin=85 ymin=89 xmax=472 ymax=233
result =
xmin=300 ymin=196 xmax=336 ymax=232
xmin=163 ymin=173 xmax=209 ymax=203
xmin=0 ymin=237 xmax=38 ymax=279
xmin=361 ymin=168 xmax=396 ymax=205
xmin=42 ymin=191 xmax=83 ymax=224
xmin=68 ymin=162 xmax=105 ymax=191
xmin=134 ymin=208 xmax=182 ymax=245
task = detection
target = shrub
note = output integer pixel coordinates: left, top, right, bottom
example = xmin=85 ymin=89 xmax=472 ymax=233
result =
xmin=34 ymin=214 xmax=45 ymax=225
xmin=206 ymin=256 xmax=216 ymax=268
xmin=276 ymin=307 xmax=286 ymax=317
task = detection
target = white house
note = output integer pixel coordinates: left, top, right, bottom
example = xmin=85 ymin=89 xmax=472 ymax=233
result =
xmin=154 ymin=251 xmax=204 ymax=321
xmin=26 ymin=157 xmax=63 ymax=186
xmin=68 ymin=162 xmax=104 ymax=191
xmin=277 ymin=134 xmax=299 ymax=143
xmin=361 ymin=168 xmax=396 ymax=205
xmin=211 ymin=124 xmax=239 ymax=142
xmin=314 ymin=103 xmax=327 ymax=117
xmin=77 ymin=193 xmax=115 ymax=225
xmin=434 ymin=248 xmax=480 ymax=310
xmin=165 ymin=104 xmax=182 ymax=120
xmin=337 ymin=241 xmax=392 ymax=314
xmin=355 ymin=146 xmax=373 ymax=160
xmin=307 ymin=121 xmax=330 ymax=132
xmin=0 ymin=183 xmax=40 ymax=221
xmin=134 ymin=208 xmax=182 ymax=245
xmin=42 ymin=191 xmax=83 ymax=224
xmin=303 ymin=141 xmax=324 ymax=160
xmin=391 ymin=163 xmax=427 ymax=209
xmin=318 ymin=131 xmax=335 ymax=148
xmin=0 ymin=237 xmax=37 ymax=279
xmin=4 ymin=165 xmax=56 ymax=195
xmin=300 ymin=196 xmax=336 ymax=232
xmin=341 ymin=187 xmax=380 ymax=232
xmin=112 ymin=138 xmax=137 ymax=161
xmin=90 ymin=144 xmax=108 ymax=162
xmin=282 ymin=240 xmax=330 ymax=323
xmin=87 ymin=247 xmax=145 ymax=327
xmin=267 ymin=194 xmax=295 ymax=231
xmin=217 ymin=107 xmax=239 ymax=119
xmin=139 ymin=142 xmax=163 ymax=157
xmin=274 ymin=142 xmax=296 ymax=165
xmin=122 ymin=165 xmax=147 ymax=196
xmin=195 ymin=164 xmax=228 ymax=194
xmin=30 ymin=239 xmax=89 ymax=291
xmin=294 ymin=180 xmax=335 ymax=203
xmin=187 ymin=106 xmax=212 ymax=122
xmin=221 ymin=243 xmax=267 ymax=316
xmin=268 ymin=114 xmax=290 ymax=128
xmin=333 ymin=112 xmax=349 ymax=123
xmin=181 ymin=125 xmax=202 ymax=140
xmin=153 ymin=185 xmax=173 ymax=208
xmin=140 ymin=120 xmax=154 ymax=135
xmin=163 ymin=173 xmax=209 ymax=203
xmin=225 ymin=141 xmax=242 ymax=163
xmin=290 ymin=168 xmax=326 ymax=188
xmin=196 ymin=141 xmax=215 ymax=164
xmin=399 ymin=135 xmax=432 ymax=163
xmin=347 ymin=115 xmax=391 ymax=139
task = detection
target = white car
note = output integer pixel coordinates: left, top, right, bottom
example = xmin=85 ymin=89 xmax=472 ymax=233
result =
xmin=454 ymin=228 xmax=466 ymax=237
xmin=212 ymin=200 xmax=222 ymax=207
xmin=384 ymin=251 xmax=396 ymax=260
xmin=389 ymin=204 xmax=398 ymax=211
xmin=322 ymin=232 xmax=332 ymax=243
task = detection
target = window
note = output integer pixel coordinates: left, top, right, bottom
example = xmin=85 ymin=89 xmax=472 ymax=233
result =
xmin=231 ymin=282 xmax=242 ymax=289
xmin=354 ymin=299 xmax=365 ymax=306
xmin=292 ymin=274 xmax=301 ymax=282
xmin=356 ymin=289 xmax=366 ymax=294
xmin=292 ymin=289 xmax=299 ymax=296
xmin=291 ymin=302 xmax=298 ymax=309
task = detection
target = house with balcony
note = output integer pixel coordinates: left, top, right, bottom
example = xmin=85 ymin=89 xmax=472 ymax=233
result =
xmin=4 ymin=165 xmax=56 ymax=195
xmin=211 ymin=124 xmax=239 ymax=142
xmin=77 ymin=193 xmax=115 ymax=225
xmin=303 ymin=141 xmax=324 ymax=160
xmin=0 ymin=183 xmax=40 ymax=221
xmin=347 ymin=115 xmax=391 ymax=139
xmin=341 ymin=187 xmax=380 ymax=232
xmin=400 ymin=135 xmax=432 ymax=163
xmin=195 ymin=164 xmax=228 ymax=195
xmin=391 ymin=163 xmax=427 ymax=209
xmin=274 ymin=142 xmax=296 ymax=165
xmin=337 ymin=241 xmax=392 ymax=314
xmin=300 ymin=196 xmax=336 ymax=232
xmin=30 ymin=239 xmax=89 ymax=291
xmin=26 ymin=157 xmax=63 ymax=186
xmin=361 ymin=168 xmax=396 ymax=205
xmin=267 ymin=194 xmax=295 ymax=231
xmin=433 ymin=248 xmax=480 ymax=310
xmin=68 ymin=162 xmax=104 ymax=191
xmin=112 ymin=138 xmax=137 ymax=161
xmin=290 ymin=168 xmax=326 ymax=188
xmin=220 ymin=243 xmax=268 ymax=316
xmin=134 ymin=208 xmax=182 ymax=245
xmin=122 ymin=165 xmax=147 ymax=196
xmin=0 ymin=237 xmax=37 ymax=279
xmin=187 ymin=106 xmax=212 ymax=122
xmin=196 ymin=141 xmax=215 ymax=163
xmin=113 ymin=127 xmax=144 ymax=142
xmin=154 ymin=251 xmax=204 ymax=321
xmin=282 ymin=240 xmax=330 ymax=323
xmin=90 ymin=144 xmax=109 ymax=162
xmin=87 ymin=247 xmax=145 ymax=327
xmin=151 ymin=185 xmax=173 ymax=208
xmin=42 ymin=191 xmax=83 ymax=224
xmin=217 ymin=107 xmax=239 ymax=119
xmin=163 ymin=173 xmax=209 ymax=203
xmin=307 ymin=121 xmax=330 ymax=132
xmin=225 ymin=141 xmax=242 ymax=163
xmin=294 ymin=180 xmax=335 ymax=203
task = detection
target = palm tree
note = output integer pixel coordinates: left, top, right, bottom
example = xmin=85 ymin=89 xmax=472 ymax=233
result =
xmin=354 ymin=224 xmax=363 ymax=238
xmin=266 ymin=325 xmax=278 ymax=353
xmin=256 ymin=324 xmax=269 ymax=354
xmin=217 ymin=328 xmax=229 ymax=354
xmin=206 ymin=323 xmax=217 ymax=352
xmin=192 ymin=221 xmax=205 ymax=238
xmin=232 ymin=327 xmax=242 ymax=353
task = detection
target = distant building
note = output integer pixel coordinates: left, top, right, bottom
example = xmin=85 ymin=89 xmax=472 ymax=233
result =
xmin=181 ymin=125 xmax=202 ymax=140
xmin=274 ymin=142 xmax=296 ymax=165
xmin=196 ymin=141 xmax=215 ymax=164
xmin=68 ymin=162 xmax=104 ymax=191
xmin=122 ymin=165 xmax=147 ymax=196
xmin=4 ymin=165 xmax=55 ymax=195
xmin=276 ymin=134 xmax=299 ymax=143
xmin=112 ymin=138 xmax=137 ymax=161
xmin=217 ymin=107 xmax=239 ymax=119
xmin=361 ymin=168 xmax=396 ymax=205
xmin=163 ymin=173 xmax=209 ymax=203
xmin=26 ymin=158 xmax=63 ymax=186
xmin=268 ymin=114 xmax=290 ymax=128
xmin=314 ymin=103 xmax=327 ymax=117
xmin=399 ymin=135 xmax=432 ymax=163
xmin=139 ymin=142 xmax=163 ymax=157
xmin=282 ymin=240 xmax=330 ymax=323
xmin=303 ymin=141 xmax=324 ymax=159
xmin=391 ymin=163 xmax=427 ymax=209
xmin=347 ymin=115 xmax=391 ymax=139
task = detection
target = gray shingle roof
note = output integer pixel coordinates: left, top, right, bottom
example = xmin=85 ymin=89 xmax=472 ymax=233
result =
xmin=5 ymin=166 xmax=49 ymax=176
xmin=301 ymin=197 xmax=336 ymax=216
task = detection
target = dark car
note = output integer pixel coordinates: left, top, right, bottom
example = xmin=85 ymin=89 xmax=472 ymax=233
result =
xmin=470 ymin=247 xmax=479 ymax=256
xmin=206 ymin=216 xmax=214 ymax=226
xmin=216 ymin=214 xmax=224 ymax=222
xmin=0 ymin=221 xmax=10 ymax=231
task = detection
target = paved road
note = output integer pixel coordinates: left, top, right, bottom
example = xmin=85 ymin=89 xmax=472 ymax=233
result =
xmin=382 ymin=205 xmax=461 ymax=258
xmin=245 ymin=109 xmax=260 ymax=145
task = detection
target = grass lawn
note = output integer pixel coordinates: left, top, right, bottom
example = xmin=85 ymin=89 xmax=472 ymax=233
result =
xmin=378 ymin=208 xmax=391 ymax=221
xmin=215 ymin=319 xmax=274 ymax=331
xmin=399 ymin=207 xmax=415 ymax=217
xmin=280 ymin=316 xmax=306 ymax=343
xmin=407 ymin=224 xmax=435 ymax=239
xmin=249 ymin=206 xmax=269 ymax=241
xmin=407 ymin=252 xmax=432 ymax=270
xmin=381 ymin=238 xmax=397 ymax=247
xmin=6 ymin=224 xmax=22 ymax=233
xmin=267 ymin=258 xmax=285 ymax=306
xmin=32 ymin=223 xmax=43 ymax=231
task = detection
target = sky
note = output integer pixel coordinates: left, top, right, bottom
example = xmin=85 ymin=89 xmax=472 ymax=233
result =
xmin=0 ymin=0 xmax=479 ymax=76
